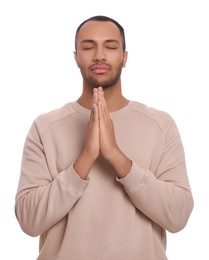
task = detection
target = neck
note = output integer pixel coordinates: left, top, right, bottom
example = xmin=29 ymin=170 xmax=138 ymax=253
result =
xmin=77 ymin=82 xmax=129 ymax=112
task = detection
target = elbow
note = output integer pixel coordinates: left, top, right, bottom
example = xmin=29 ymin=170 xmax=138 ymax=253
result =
xmin=15 ymin=212 xmax=41 ymax=237
xmin=166 ymin=219 xmax=189 ymax=233
xmin=15 ymin=203 xmax=42 ymax=237
xmin=19 ymin=223 xmax=40 ymax=237
xmin=166 ymin=195 xmax=194 ymax=233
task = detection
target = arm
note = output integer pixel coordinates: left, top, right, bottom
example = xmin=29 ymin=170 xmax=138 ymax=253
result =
xmin=94 ymin=87 xmax=193 ymax=232
xmin=117 ymin=120 xmax=194 ymax=233
xmin=15 ymin=122 xmax=89 ymax=237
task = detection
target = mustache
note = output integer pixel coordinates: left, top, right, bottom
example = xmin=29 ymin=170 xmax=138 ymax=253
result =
xmin=90 ymin=63 xmax=112 ymax=70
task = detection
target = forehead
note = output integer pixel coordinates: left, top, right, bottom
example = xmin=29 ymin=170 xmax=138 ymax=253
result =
xmin=76 ymin=21 xmax=122 ymax=43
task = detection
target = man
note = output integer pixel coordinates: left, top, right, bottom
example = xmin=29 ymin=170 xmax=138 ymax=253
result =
xmin=15 ymin=15 xmax=194 ymax=260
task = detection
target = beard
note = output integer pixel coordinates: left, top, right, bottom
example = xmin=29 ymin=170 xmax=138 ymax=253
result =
xmin=79 ymin=62 xmax=123 ymax=89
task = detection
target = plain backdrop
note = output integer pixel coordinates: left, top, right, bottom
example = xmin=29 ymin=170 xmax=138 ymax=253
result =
xmin=0 ymin=0 xmax=208 ymax=259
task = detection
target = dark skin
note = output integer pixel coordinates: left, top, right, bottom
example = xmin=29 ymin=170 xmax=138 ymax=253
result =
xmin=73 ymin=21 xmax=132 ymax=180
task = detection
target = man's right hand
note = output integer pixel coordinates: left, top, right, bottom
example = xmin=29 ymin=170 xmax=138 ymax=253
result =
xmin=73 ymin=88 xmax=100 ymax=179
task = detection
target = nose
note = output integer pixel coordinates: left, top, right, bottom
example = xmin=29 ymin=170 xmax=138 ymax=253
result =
xmin=93 ymin=46 xmax=106 ymax=63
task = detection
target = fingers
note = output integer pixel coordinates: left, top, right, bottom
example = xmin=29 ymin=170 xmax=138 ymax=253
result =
xmin=93 ymin=88 xmax=99 ymax=106
xmin=88 ymin=89 xmax=98 ymax=133
xmin=97 ymin=87 xmax=109 ymax=120
xmin=91 ymin=86 xmax=111 ymax=126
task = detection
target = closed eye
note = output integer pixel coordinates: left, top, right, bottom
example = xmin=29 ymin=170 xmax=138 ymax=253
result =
xmin=106 ymin=46 xmax=117 ymax=49
xmin=105 ymin=40 xmax=119 ymax=49
xmin=80 ymin=40 xmax=95 ymax=50
xmin=82 ymin=47 xmax=94 ymax=50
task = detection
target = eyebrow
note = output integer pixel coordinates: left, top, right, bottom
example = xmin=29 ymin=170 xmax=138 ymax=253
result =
xmin=80 ymin=39 xmax=120 ymax=44
xmin=105 ymin=39 xmax=120 ymax=44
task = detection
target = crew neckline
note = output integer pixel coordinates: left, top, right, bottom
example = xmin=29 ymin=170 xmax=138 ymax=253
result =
xmin=71 ymin=100 xmax=134 ymax=118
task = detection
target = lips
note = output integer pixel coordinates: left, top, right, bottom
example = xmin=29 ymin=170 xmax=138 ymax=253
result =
xmin=90 ymin=64 xmax=111 ymax=74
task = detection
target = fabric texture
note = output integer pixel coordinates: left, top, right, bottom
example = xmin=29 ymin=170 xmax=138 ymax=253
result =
xmin=15 ymin=101 xmax=193 ymax=260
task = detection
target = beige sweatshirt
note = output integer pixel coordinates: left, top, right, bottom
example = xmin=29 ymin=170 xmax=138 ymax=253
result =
xmin=15 ymin=101 xmax=193 ymax=260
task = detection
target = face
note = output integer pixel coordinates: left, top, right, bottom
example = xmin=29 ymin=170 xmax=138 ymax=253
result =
xmin=74 ymin=21 xmax=128 ymax=89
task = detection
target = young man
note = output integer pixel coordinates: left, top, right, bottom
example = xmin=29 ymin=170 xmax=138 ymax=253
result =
xmin=15 ymin=16 xmax=193 ymax=260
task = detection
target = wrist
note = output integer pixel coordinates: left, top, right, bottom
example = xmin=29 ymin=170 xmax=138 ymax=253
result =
xmin=106 ymin=148 xmax=132 ymax=179
xmin=73 ymin=151 xmax=96 ymax=180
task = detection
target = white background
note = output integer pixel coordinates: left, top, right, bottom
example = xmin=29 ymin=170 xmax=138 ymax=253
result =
xmin=0 ymin=0 xmax=208 ymax=259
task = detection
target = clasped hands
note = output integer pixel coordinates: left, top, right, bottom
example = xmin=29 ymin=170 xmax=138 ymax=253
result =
xmin=74 ymin=87 xmax=131 ymax=179
xmin=84 ymin=86 xmax=118 ymax=163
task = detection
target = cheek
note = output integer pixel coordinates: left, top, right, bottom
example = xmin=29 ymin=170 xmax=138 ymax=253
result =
xmin=111 ymin=52 xmax=125 ymax=64
xmin=75 ymin=56 xmax=85 ymax=70
xmin=77 ymin=51 xmax=92 ymax=62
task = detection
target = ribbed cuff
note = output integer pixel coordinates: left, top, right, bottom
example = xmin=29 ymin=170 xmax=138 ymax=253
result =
xmin=117 ymin=161 xmax=146 ymax=193
xmin=59 ymin=163 xmax=89 ymax=197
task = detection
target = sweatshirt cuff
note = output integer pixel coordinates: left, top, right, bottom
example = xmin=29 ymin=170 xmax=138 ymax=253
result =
xmin=59 ymin=163 xmax=89 ymax=197
xmin=117 ymin=161 xmax=146 ymax=193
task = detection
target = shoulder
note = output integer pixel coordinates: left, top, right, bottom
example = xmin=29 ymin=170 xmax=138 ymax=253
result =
xmin=33 ymin=102 xmax=76 ymax=135
xmin=130 ymin=101 xmax=174 ymax=134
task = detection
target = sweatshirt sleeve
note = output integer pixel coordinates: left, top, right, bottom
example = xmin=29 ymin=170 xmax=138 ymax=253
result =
xmin=117 ymin=120 xmax=194 ymax=233
xmin=15 ymin=122 xmax=89 ymax=237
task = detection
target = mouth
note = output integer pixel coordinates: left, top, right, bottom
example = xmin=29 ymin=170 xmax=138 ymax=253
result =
xmin=90 ymin=64 xmax=111 ymax=74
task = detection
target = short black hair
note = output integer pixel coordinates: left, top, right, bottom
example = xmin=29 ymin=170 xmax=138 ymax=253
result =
xmin=75 ymin=15 xmax=126 ymax=52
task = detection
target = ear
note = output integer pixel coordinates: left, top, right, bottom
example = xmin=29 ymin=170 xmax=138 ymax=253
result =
xmin=74 ymin=51 xmax=80 ymax=68
xmin=122 ymin=51 xmax=128 ymax=67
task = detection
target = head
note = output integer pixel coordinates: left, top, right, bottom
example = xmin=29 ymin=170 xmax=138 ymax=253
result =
xmin=74 ymin=15 xmax=128 ymax=89
xmin=75 ymin=16 xmax=126 ymax=52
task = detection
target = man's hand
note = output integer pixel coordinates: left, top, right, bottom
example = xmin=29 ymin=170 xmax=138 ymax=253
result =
xmin=73 ymin=88 xmax=100 ymax=179
xmin=73 ymin=87 xmax=132 ymax=180
xmin=82 ymin=88 xmax=100 ymax=161
xmin=97 ymin=87 xmax=119 ymax=161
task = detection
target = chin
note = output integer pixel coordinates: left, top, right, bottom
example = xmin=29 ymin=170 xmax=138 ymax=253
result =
xmin=86 ymin=76 xmax=120 ymax=89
